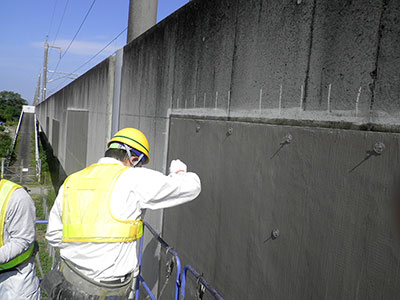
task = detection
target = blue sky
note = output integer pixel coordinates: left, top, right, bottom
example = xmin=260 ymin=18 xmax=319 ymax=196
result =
xmin=0 ymin=0 xmax=189 ymax=104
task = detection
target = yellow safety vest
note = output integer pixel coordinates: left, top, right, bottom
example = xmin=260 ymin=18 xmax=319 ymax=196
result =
xmin=0 ymin=180 xmax=34 ymax=270
xmin=62 ymin=163 xmax=143 ymax=243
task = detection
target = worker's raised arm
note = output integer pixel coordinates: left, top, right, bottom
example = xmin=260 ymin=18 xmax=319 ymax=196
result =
xmin=128 ymin=159 xmax=201 ymax=210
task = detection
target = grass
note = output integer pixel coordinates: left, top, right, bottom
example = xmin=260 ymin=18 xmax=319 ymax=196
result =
xmin=28 ymin=129 xmax=58 ymax=299
xmin=31 ymin=189 xmax=56 ymax=300
xmin=32 ymin=192 xmax=52 ymax=273
xmin=4 ymin=114 xmax=59 ymax=298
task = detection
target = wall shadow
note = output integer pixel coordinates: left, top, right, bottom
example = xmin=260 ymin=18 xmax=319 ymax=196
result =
xmin=39 ymin=131 xmax=67 ymax=193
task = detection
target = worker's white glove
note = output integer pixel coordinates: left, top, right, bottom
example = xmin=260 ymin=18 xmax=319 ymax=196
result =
xmin=169 ymin=159 xmax=187 ymax=174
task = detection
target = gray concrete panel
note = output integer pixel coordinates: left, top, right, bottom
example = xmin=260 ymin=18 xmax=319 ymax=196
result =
xmin=153 ymin=117 xmax=169 ymax=174
xmin=119 ymin=44 xmax=141 ymax=120
xmin=65 ymin=110 xmax=89 ymax=175
xmin=112 ymin=49 xmax=124 ymax=135
xmin=46 ymin=117 xmax=49 ymax=136
xmin=119 ymin=115 xmax=140 ymax=130
xmin=171 ymin=0 xmax=236 ymax=111
xmin=36 ymin=58 xmax=114 ymax=173
xmin=121 ymin=25 xmax=170 ymax=120
xmin=154 ymin=19 xmax=177 ymax=118
xmin=305 ymin=0 xmax=382 ymax=114
xmin=86 ymin=110 xmax=109 ymax=165
xmin=138 ymin=117 xmax=157 ymax=170
xmin=120 ymin=0 xmax=237 ymax=122
xmin=51 ymin=119 xmax=60 ymax=157
xmin=374 ymin=0 xmax=400 ymax=117
xmin=230 ymin=0 xmax=313 ymax=112
xmin=165 ymin=116 xmax=400 ymax=299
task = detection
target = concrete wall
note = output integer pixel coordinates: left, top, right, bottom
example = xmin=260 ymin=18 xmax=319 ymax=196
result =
xmin=164 ymin=116 xmax=400 ymax=299
xmin=65 ymin=110 xmax=89 ymax=175
xmin=35 ymin=0 xmax=400 ymax=298
xmin=169 ymin=0 xmax=400 ymax=127
xmin=36 ymin=57 xmax=115 ymax=177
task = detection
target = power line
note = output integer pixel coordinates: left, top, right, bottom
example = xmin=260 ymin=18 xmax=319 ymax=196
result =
xmin=71 ymin=27 xmax=127 ymax=74
xmin=47 ymin=0 xmax=59 ymax=36
xmin=51 ymin=0 xmax=70 ymax=48
xmin=51 ymin=27 xmax=127 ymax=93
xmin=49 ymin=0 xmax=97 ymax=81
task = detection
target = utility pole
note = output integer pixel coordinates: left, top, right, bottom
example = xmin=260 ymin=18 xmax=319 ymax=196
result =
xmin=41 ymin=36 xmax=49 ymax=102
xmin=127 ymin=0 xmax=158 ymax=44
xmin=33 ymin=72 xmax=41 ymax=106
xmin=40 ymin=36 xmax=62 ymax=102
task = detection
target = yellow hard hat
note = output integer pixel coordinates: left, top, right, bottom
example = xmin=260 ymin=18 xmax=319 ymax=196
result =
xmin=107 ymin=128 xmax=150 ymax=164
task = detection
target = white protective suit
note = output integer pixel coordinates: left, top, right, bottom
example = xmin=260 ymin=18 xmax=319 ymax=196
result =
xmin=0 ymin=187 xmax=40 ymax=299
xmin=46 ymin=157 xmax=201 ymax=282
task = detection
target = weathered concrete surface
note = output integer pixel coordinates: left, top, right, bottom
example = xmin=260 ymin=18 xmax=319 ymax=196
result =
xmin=37 ymin=0 xmax=400 ymax=169
xmin=171 ymin=0 xmax=236 ymax=111
xmin=34 ymin=0 xmax=400 ymax=298
xmin=65 ymin=110 xmax=89 ymax=175
xmin=164 ymin=116 xmax=400 ymax=299
xmin=230 ymin=0 xmax=313 ymax=111
xmin=120 ymin=0 xmax=238 ymax=172
xmin=36 ymin=57 xmax=115 ymax=175
xmin=51 ymin=119 xmax=59 ymax=157
xmin=305 ymin=0 xmax=383 ymax=114
xmin=119 ymin=4 xmax=239 ymax=275
xmin=374 ymin=0 xmax=400 ymax=118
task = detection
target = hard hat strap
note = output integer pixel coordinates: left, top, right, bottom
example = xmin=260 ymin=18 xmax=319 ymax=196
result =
xmin=122 ymin=144 xmax=143 ymax=168
xmin=133 ymin=154 xmax=144 ymax=167
xmin=122 ymin=144 xmax=135 ymax=168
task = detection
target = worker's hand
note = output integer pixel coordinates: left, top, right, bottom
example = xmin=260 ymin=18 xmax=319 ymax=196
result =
xmin=169 ymin=159 xmax=187 ymax=174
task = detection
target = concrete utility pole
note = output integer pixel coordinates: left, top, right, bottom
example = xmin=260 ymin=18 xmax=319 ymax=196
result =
xmin=127 ymin=0 xmax=158 ymax=44
xmin=40 ymin=36 xmax=62 ymax=102
xmin=41 ymin=36 xmax=49 ymax=103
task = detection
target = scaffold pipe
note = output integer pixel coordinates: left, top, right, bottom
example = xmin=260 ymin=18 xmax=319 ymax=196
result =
xmin=180 ymin=265 xmax=224 ymax=300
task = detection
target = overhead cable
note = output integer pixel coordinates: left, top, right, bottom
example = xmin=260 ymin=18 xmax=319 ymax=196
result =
xmin=47 ymin=0 xmax=59 ymax=36
xmin=52 ymin=27 xmax=127 ymax=93
xmin=51 ymin=0 xmax=70 ymax=48
xmin=49 ymin=0 xmax=97 ymax=80
xmin=70 ymin=27 xmax=127 ymax=75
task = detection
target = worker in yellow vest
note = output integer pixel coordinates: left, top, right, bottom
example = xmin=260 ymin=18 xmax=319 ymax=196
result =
xmin=0 ymin=179 xmax=40 ymax=299
xmin=43 ymin=128 xmax=201 ymax=299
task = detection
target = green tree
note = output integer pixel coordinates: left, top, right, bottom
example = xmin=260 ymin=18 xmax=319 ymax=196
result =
xmin=0 ymin=91 xmax=28 ymax=122
xmin=0 ymin=133 xmax=11 ymax=157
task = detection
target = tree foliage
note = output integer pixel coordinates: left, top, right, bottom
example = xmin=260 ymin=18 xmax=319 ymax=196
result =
xmin=0 ymin=133 xmax=11 ymax=158
xmin=0 ymin=91 xmax=28 ymax=122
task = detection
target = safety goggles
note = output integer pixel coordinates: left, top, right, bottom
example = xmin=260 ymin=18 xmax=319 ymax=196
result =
xmin=108 ymin=142 xmax=146 ymax=166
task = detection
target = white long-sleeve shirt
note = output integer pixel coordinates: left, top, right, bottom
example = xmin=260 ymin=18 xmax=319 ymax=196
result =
xmin=46 ymin=157 xmax=201 ymax=282
xmin=0 ymin=187 xmax=40 ymax=299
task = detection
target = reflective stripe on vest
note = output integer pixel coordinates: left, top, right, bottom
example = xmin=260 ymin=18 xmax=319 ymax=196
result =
xmin=62 ymin=164 xmax=143 ymax=243
xmin=0 ymin=180 xmax=34 ymax=270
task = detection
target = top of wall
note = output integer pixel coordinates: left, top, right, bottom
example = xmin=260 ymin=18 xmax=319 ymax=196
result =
xmin=121 ymin=0 xmax=400 ymax=129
